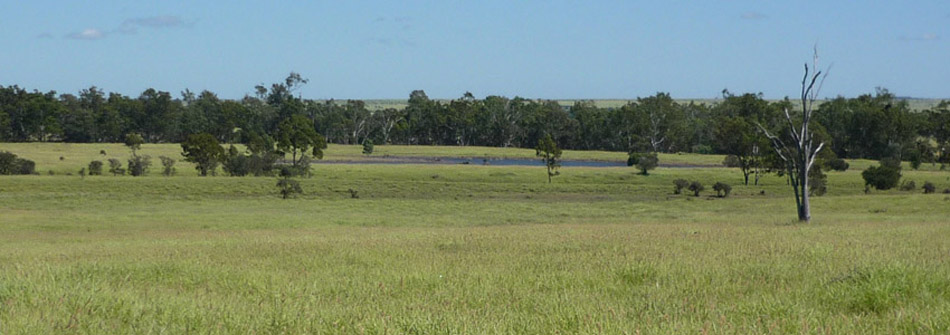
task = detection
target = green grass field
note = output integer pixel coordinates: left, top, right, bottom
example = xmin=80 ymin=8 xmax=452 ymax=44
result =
xmin=1 ymin=144 xmax=950 ymax=333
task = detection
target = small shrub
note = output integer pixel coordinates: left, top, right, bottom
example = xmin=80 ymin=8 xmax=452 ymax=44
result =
xmin=88 ymin=160 xmax=103 ymax=175
xmin=712 ymin=182 xmax=731 ymax=198
xmin=100 ymin=149 xmax=107 ymax=155
xmin=276 ymin=167 xmax=302 ymax=199
xmin=59 ymin=156 xmax=65 ymax=161
xmin=722 ymin=155 xmax=741 ymax=168
xmin=688 ymin=181 xmax=704 ymax=197
xmin=922 ymin=182 xmax=936 ymax=194
xmin=15 ymin=159 xmax=36 ymax=175
xmin=673 ymin=179 xmax=689 ymax=194
xmin=108 ymin=158 xmax=124 ymax=176
xmin=159 ymin=156 xmax=176 ymax=176
xmin=348 ymin=188 xmax=360 ymax=199
xmin=79 ymin=168 xmax=86 ymax=179
xmin=47 ymin=170 xmax=55 ymax=176
xmin=127 ymin=155 xmax=151 ymax=176
xmin=222 ymin=146 xmax=250 ymax=177
xmin=899 ymin=180 xmax=916 ymax=192
xmin=944 ymin=189 xmax=950 ymax=194
xmin=825 ymin=158 xmax=850 ymax=171
xmin=362 ymin=140 xmax=374 ymax=155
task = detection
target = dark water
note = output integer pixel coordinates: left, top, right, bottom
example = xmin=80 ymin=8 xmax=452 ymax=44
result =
xmin=316 ymin=157 xmax=627 ymax=167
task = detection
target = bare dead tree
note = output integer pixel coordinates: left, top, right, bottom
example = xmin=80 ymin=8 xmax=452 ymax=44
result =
xmin=759 ymin=50 xmax=828 ymax=222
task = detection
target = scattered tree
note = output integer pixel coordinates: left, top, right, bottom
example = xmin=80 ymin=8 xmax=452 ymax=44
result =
xmin=159 ymin=156 xmax=176 ymax=176
xmin=632 ymin=152 xmax=658 ymax=175
xmin=276 ymin=167 xmax=302 ymax=199
xmin=673 ymin=179 xmax=689 ymax=194
xmin=127 ymin=155 xmax=151 ymax=176
xmin=712 ymin=182 xmax=732 ymax=197
xmin=276 ymin=114 xmax=327 ymax=172
xmin=107 ymin=158 xmax=124 ymax=176
xmin=862 ymin=159 xmax=902 ymax=191
xmin=688 ymin=181 xmax=704 ymax=197
xmin=124 ymin=132 xmax=145 ymax=156
xmin=181 ymin=133 xmax=225 ymax=176
xmin=535 ymin=133 xmax=561 ymax=183
xmin=88 ymin=160 xmax=103 ymax=175
xmin=362 ymin=139 xmax=374 ymax=155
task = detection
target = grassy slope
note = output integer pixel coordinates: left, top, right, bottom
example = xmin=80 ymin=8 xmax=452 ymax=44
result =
xmin=1 ymin=144 xmax=950 ymax=333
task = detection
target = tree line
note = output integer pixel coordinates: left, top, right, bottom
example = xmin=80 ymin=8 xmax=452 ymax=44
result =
xmin=2 ymin=74 xmax=949 ymax=166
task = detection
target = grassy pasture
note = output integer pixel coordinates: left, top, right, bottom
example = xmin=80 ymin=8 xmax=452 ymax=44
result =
xmin=1 ymin=144 xmax=950 ymax=333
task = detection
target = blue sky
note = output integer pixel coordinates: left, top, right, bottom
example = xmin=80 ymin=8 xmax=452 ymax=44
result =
xmin=2 ymin=1 xmax=948 ymax=100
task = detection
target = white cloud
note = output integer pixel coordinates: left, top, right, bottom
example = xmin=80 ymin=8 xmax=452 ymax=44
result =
xmin=66 ymin=28 xmax=106 ymax=40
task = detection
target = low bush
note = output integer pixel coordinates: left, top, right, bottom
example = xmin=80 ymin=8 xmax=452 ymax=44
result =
xmin=88 ymin=160 xmax=103 ymax=175
xmin=712 ymin=182 xmax=731 ymax=198
xmin=127 ymin=155 xmax=151 ymax=176
xmin=673 ymin=179 xmax=689 ymax=194
xmin=923 ymin=182 xmax=936 ymax=194
xmin=825 ymin=158 xmax=849 ymax=171
xmin=899 ymin=180 xmax=916 ymax=192
xmin=688 ymin=181 xmax=704 ymax=197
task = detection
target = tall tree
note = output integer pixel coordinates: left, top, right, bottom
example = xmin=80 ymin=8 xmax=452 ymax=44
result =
xmin=535 ymin=133 xmax=562 ymax=183
xmin=276 ymin=114 xmax=327 ymax=168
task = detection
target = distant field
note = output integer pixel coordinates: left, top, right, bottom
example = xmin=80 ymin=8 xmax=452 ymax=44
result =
xmin=1 ymin=143 xmax=950 ymax=333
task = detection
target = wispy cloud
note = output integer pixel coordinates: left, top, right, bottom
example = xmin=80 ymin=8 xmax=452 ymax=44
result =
xmin=899 ymin=33 xmax=939 ymax=41
xmin=368 ymin=16 xmax=415 ymax=48
xmin=740 ymin=12 xmax=767 ymax=20
xmin=66 ymin=28 xmax=107 ymax=40
xmin=63 ymin=15 xmax=191 ymax=40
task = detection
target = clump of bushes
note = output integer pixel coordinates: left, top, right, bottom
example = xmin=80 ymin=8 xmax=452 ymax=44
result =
xmin=862 ymin=159 xmax=901 ymax=191
xmin=923 ymin=181 xmax=936 ymax=194
xmin=673 ymin=179 xmax=689 ymax=194
xmin=825 ymin=158 xmax=849 ymax=171
xmin=688 ymin=181 xmax=704 ymax=197
xmin=899 ymin=180 xmax=917 ymax=192
xmin=712 ymin=182 xmax=731 ymax=198
xmin=127 ymin=155 xmax=151 ymax=176
xmin=0 ymin=151 xmax=36 ymax=175
xmin=88 ymin=160 xmax=103 ymax=175
xmin=810 ymin=166 xmax=828 ymax=196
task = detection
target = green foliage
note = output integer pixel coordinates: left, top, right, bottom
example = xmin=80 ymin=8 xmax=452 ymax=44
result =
xmin=277 ymin=115 xmax=327 ymax=168
xmin=691 ymin=144 xmax=713 ymax=154
xmin=276 ymin=167 xmax=302 ymax=199
xmin=923 ymin=181 xmax=936 ymax=194
xmin=159 ymin=156 xmax=176 ymax=176
xmin=899 ymin=180 xmax=917 ymax=192
xmin=862 ymin=162 xmax=902 ymax=191
xmin=825 ymin=158 xmax=850 ymax=171
xmin=688 ymin=181 xmax=704 ymax=197
xmin=127 ymin=155 xmax=151 ymax=176
xmin=535 ymin=134 xmax=561 ymax=183
xmin=107 ymin=158 xmax=124 ymax=176
xmin=722 ymin=154 xmax=741 ymax=168
xmin=123 ymin=133 xmax=144 ymax=154
xmin=181 ymin=133 xmax=225 ymax=176
xmin=712 ymin=182 xmax=731 ymax=197
xmin=88 ymin=160 xmax=103 ymax=175
xmin=809 ymin=166 xmax=828 ymax=196
xmin=362 ymin=140 xmax=374 ymax=155
xmin=0 ymin=151 xmax=35 ymax=175
xmin=635 ymin=152 xmax=658 ymax=175
xmin=672 ymin=179 xmax=689 ymax=194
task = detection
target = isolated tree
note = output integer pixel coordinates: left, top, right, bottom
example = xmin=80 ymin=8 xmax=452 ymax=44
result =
xmin=276 ymin=114 xmax=327 ymax=169
xmin=535 ymin=133 xmax=561 ymax=183
xmin=181 ymin=133 xmax=225 ymax=176
xmin=362 ymin=139 xmax=374 ymax=155
xmin=759 ymin=50 xmax=828 ymax=222
xmin=124 ymin=132 xmax=144 ymax=156
xmin=276 ymin=167 xmax=302 ymax=199
xmin=635 ymin=152 xmax=659 ymax=175
xmin=87 ymin=160 xmax=103 ymax=175
xmin=159 ymin=155 xmax=176 ymax=176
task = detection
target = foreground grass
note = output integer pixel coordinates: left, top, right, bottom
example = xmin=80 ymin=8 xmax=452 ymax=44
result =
xmin=2 ymin=145 xmax=950 ymax=333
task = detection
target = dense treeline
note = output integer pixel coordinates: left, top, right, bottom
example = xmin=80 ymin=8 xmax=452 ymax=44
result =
xmin=2 ymin=74 xmax=948 ymax=165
